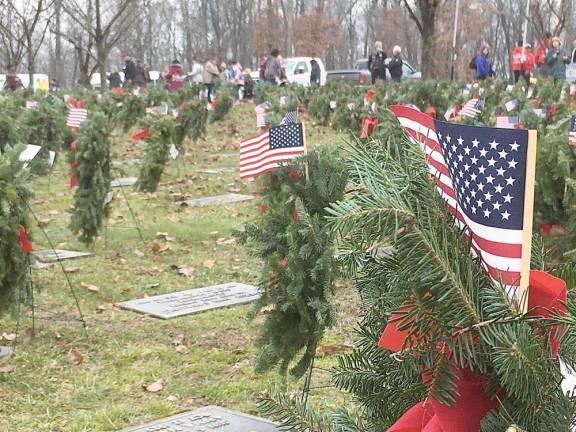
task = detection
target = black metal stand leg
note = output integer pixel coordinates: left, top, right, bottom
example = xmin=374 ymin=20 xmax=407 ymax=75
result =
xmin=111 ymin=169 xmax=145 ymax=244
xmin=301 ymin=354 xmax=315 ymax=406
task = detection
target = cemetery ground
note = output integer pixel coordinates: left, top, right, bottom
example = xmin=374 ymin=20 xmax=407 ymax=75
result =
xmin=0 ymin=104 xmax=356 ymax=431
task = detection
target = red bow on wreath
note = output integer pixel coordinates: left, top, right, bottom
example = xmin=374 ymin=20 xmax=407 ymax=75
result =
xmin=381 ymin=270 xmax=566 ymax=432
xmin=360 ymin=115 xmax=379 ymax=139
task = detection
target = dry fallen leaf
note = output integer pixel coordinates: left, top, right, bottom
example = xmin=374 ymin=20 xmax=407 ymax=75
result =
xmin=1 ymin=332 xmax=16 ymax=341
xmin=202 ymin=259 xmax=215 ymax=269
xmin=175 ymin=345 xmax=189 ymax=354
xmin=47 ymin=360 xmax=63 ymax=370
xmin=216 ymin=237 xmax=235 ymax=245
xmin=315 ymin=344 xmax=352 ymax=358
xmin=47 ymin=209 xmax=59 ymax=216
xmin=144 ymin=378 xmax=164 ymax=393
xmin=133 ymin=249 xmax=144 ymax=257
xmin=0 ymin=365 xmax=16 ymax=373
xmin=37 ymin=218 xmax=53 ymax=228
xmin=172 ymin=334 xmax=185 ymax=345
xmin=176 ymin=265 xmax=195 ymax=277
xmin=159 ymin=244 xmax=172 ymax=253
xmin=156 ymin=232 xmax=175 ymax=242
xmin=151 ymin=242 xmax=161 ymax=253
xmin=32 ymin=261 xmax=53 ymax=270
xmin=69 ymin=350 xmax=85 ymax=365
xmin=63 ymin=267 xmax=80 ymax=274
xmin=80 ymin=282 xmax=99 ymax=293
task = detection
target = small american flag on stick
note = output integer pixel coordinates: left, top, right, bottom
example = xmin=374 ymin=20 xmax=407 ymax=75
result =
xmin=496 ymin=116 xmax=520 ymax=129
xmin=569 ymin=115 xmax=576 ymax=147
xmin=66 ymin=108 xmax=88 ymax=129
xmin=390 ymin=105 xmax=537 ymax=310
xmin=460 ymin=97 xmax=484 ymax=119
xmin=240 ymin=123 xmax=306 ymax=179
xmin=280 ymin=110 xmax=297 ymax=125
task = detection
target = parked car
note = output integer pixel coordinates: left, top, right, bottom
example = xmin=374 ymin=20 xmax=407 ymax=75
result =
xmin=250 ymin=57 xmax=327 ymax=86
xmin=326 ymin=58 xmax=421 ymax=85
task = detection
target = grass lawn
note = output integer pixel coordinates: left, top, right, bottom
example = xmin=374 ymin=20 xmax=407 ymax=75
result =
xmin=0 ymin=103 xmax=358 ymax=431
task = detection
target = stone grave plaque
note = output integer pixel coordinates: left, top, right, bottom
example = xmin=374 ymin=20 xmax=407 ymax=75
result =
xmin=197 ymin=167 xmax=238 ymax=174
xmin=117 ymin=282 xmax=260 ymax=319
xmin=217 ymin=153 xmax=236 ymax=158
xmin=113 ymin=158 xmax=142 ymax=166
xmin=111 ymin=177 xmax=138 ymax=188
xmin=0 ymin=346 xmax=13 ymax=358
xmin=175 ymin=193 xmax=252 ymax=208
xmin=33 ymin=249 xmax=92 ymax=263
xmin=121 ymin=405 xmax=278 ymax=432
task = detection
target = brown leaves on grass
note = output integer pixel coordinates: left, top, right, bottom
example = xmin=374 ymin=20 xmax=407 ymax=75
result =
xmin=80 ymin=282 xmax=99 ymax=293
xmin=144 ymin=378 xmax=164 ymax=393
xmin=216 ymin=237 xmax=235 ymax=246
xmin=1 ymin=333 xmax=16 ymax=341
xmin=0 ymin=365 xmax=16 ymax=373
xmin=315 ymin=344 xmax=352 ymax=358
xmin=172 ymin=265 xmax=195 ymax=277
xmin=63 ymin=267 xmax=80 ymax=274
xmin=69 ymin=350 xmax=85 ymax=365
xmin=202 ymin=260 xmax=215 ymax=269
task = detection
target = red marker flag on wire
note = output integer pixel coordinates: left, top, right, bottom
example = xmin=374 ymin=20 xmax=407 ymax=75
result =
xmin=18 ymin=225 xmax=33 ymax=253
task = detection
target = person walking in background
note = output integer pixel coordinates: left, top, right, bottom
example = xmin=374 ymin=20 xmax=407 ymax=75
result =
xmin=243 ymin=68 xmax=254 ymax=100
xmin=475 ymin=45 xmax=495 ymax=81
xmin=123 ymin=54 xmax=136 ymax=85
xmin=4 ymin=66 xmax=22 ymax=91
xmin=368 ymin=41 xmax=387 ymax=84
xmin=108 ymin=71 xmax=122 ymax=89
xmin=388 ymin=45 xmax=403 ymax=82
xmin=264 ymin=48 xmax=282 ymax=85
xmin=229 ymin=60 xmax=244 ymax=100
xmin=545 ymin=36 xmax=570 ymax=81
xmin=310 ymin=59 xmax=321 ymax=85
xmin=163 ymin=59 xmax=184 ymax=91
xmin=134 ymin=60 xmax=149 ymax=87
xmin=203 ymin=57 xmax=219 ymax=103
xmin=535 ymin=31 xmax=552 ymax=77
xmin=522 ymin=43 xmax=535 ymax=82
xmin=511 ymin=40 xmax=525 ymax=83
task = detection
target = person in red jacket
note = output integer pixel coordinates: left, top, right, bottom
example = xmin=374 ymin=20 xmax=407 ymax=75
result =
xmin=511 ymin=39 xmax=525 ymax=83
xmin=534 ymin=31 xmax=552 ymax=76
xmin=522 ymin=44 xmax=536 ymax=81
xmin=163 ymin=59 xmax=184 ymax=91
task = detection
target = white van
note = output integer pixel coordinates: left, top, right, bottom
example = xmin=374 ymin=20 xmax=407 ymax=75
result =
xmin=281 ymin=57 xmax=326 ymax=86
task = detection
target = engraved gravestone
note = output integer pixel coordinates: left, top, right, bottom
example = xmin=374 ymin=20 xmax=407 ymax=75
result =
xmin=33 ymin=249 xmax=92 ymax=263
xmin=175 ymin=194 xmax=253 ymax=208
xmin=117 ymin=282 xmax=260 ymax=319
xmin=120 ymin=405 xmax=278 ymax=432
xmin=111 ymin=177 xmax=138 ymax=187
xmin=197 ymin=167 xmax=238 ymax=174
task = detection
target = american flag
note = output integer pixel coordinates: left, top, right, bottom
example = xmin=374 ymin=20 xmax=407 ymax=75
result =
xmin=280 ymin=110 xmax=297 ymax=125
xmin=505 ymin=99 xmax=518 ymax=112
xmin=444 ymin=105 xmax=455 ymax=121
xmin=569 ymin=115 xmax=576 ymax=147
xmin=496 ymin=116 xmax=520 ymax=129
xmin=240 ymin=123 xmax=305 ymax=179
xmin=460 ymin=98 xmax=484 ymax=119
xmin=533 ymin=108 xmax=546 ymax=118
xmin=25 ymin=101 xmax=38 ymax=109
xmin=66 ymin=108 xmax=88 ymax=129
xmin=254 ymin=103 xmax=267 ymax=128
xmin=390 ymin=105 xmax=535 ymax=289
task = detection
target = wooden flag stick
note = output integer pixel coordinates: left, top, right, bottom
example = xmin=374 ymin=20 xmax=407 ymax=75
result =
xmin=518 ymin=129 xmax=538 ymax=313
xmin=302 ymin=122 xmax=309 ymax=182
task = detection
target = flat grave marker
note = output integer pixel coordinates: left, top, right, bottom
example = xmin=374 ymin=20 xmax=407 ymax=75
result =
xmin=113 ymin=159 xmax=142 ymax=166
xmin=111 ymin=177 xmax=138 ymax=188
xmin=120 ymin=405 xmax=278 ymax=432
xmin=33 ymin=249 xmax=92 ymax=263
xmin=0 ymin=346 xmax=13 ymax=358
xmin=197 ymin=167 xmax=238 ymax=174
xmin=117 ymin=282 xmax=260 ymax=319
xmin=175 ymin=193 xmax=252 ymax=208
xmin=217 ymin=153 xmax=236 ymax=158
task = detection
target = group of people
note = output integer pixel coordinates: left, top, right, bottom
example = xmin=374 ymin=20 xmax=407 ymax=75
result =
xmin=368 ymin=41 xmax=404 ymax=84
xmin=474 ymin=32 xmax=576 ymax=83
xmin=202 ymin=58 xmax=254 ymax=103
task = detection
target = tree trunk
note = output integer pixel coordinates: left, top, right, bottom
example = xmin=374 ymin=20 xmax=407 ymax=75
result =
xmin=54 ymin=0 xmax=63 ymax=84
xmin=418 ymin=2 xmax=437 ymax=79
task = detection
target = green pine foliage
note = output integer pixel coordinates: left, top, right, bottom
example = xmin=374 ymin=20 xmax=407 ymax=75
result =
xmin=324 ymin=114 xmax=576 ymax=431
xmin=236 ymin=147 xmax=348 ymax=378
xmin=136 ymin=114 xmax=177 ymax=193
xmin=209 ymin=86 xmax=234 ymax=122
xmin=116 ymin=93 xmax=147 ymax=132
xmin=174 ymin=99 xmax=207 ymax=149
xmin=0 ymin=145 xmax=33 ymax=314
xmin=69 ymin=112 xmax=112 ymax=245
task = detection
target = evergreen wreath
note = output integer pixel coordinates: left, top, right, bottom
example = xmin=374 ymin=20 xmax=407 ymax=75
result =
xmin=0 ymin=145 xmax=33 ymax=315
xmin=136 ymin=114 xmax=177 ymax=193
xmin=236 ymin=147 xmax=348 ymax=378
xmin=173 ymin=99 xmax=207 ymax=151
xmin=209 ymin=86 xmax=234 ymax=123
xmin=69 ymin=111 xmax=112 ymax=245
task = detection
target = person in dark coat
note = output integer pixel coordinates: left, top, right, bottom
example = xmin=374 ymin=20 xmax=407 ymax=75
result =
xmin=545 ymin=36 xmax=570 ymax=81
xmin=368 ymin=41 xmax=387 ymax=84
xmin=108 ymin=72 xmax=122 ymax=89
xmin=123 ymin=55 xmax=136 ymax=84
xmin=134 ymin=60 xmax=149 ymax=87
xmin=388 ymin=45 xmax=403 ymax=82
xmin=310 ymin=59 xmax=321 ymax=85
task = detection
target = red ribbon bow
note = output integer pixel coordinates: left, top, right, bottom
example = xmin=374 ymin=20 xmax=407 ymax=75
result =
xmin=131 ymin=129 xmax=151 ymax=140
xmin=18 ymin=225 xmax=33 ymax=253
xmin=381 ymin=270 xmax=566 ymax=432
xmin=360 ymin=115 xmax=379 ymax=139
